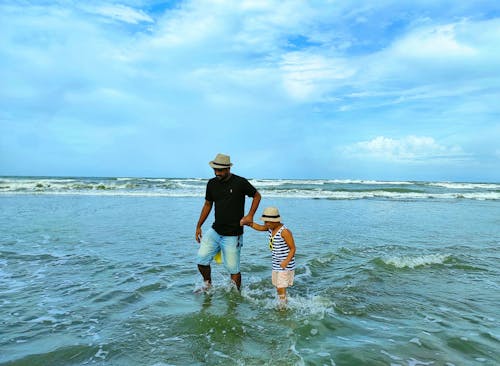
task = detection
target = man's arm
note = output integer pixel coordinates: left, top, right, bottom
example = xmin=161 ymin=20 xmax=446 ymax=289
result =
xmin=196 ymin=200 xmax=213 ymax=243
xmin=240 ymin=191 xmax=261 ymax=226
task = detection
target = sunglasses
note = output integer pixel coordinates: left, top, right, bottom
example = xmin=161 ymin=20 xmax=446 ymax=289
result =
xmin=269 ymin=236 xmax=274 ymax=251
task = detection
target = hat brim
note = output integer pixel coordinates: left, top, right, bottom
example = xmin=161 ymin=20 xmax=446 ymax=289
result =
xmin=260 ymin=216 xmax=281 ymax=222
xmin=209 ymin=161 xmax=233 ymax=169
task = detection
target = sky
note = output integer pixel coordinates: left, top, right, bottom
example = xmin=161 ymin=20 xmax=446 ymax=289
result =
xmin=1 ymin=0 xmax=499 ymax=181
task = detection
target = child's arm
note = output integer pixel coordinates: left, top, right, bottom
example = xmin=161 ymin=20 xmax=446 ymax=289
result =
xmin=246 ymin=222 xmax=267 ymax=231
xmin=280 ymin=229 xmax=296 ymax=269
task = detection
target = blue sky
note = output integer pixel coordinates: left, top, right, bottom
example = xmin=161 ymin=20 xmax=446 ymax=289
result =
xmin=1 ymin=0 xmax=499 ymax=181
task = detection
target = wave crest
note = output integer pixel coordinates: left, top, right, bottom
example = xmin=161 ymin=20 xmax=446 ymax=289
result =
xmin=380 ymin=254 xmax=450 ymax=269
xmin=1 ymin=177 xmax=499 ymax=200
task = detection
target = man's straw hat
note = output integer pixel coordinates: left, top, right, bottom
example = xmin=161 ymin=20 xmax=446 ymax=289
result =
xmin=209 ymin=153 xmax=233 ymax=169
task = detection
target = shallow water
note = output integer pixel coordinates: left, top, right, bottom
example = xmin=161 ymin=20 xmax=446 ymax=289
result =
xmin=1 ymin=181 xmax=499 ymax=365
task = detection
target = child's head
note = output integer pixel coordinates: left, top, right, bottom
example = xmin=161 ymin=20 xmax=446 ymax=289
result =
xmin=260 ymin=207 xmax=282 ymax=229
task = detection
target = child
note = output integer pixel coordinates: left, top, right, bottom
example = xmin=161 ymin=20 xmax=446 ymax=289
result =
xmin=247 ymin=207 xmax=296 ymax=305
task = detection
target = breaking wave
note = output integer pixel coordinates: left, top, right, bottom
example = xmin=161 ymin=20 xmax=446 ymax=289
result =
xmin=1 ymin=177 xmax=499 ymax=201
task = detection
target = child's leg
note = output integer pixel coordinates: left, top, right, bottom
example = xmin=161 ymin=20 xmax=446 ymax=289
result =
xmin=272 ymin=271 xmax=289 ymax=305
xmin=277 ymin=287 xmax=287 ymax=302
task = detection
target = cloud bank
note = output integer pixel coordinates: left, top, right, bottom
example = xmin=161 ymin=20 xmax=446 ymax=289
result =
xmin=1 ymin=0 xmax=499 ymax=181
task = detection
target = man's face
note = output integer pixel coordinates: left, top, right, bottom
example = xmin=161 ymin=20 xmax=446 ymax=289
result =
xmin=214 ymin=168 xmax=230 ymax=180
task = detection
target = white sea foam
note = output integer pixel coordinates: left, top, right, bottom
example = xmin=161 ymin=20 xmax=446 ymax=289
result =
xmin=250 ymin=179 xmax=293 ymax=187
xmin=116 ymin=177 xmax=135 ymax=181
xmin=460 ymin=192 xmax=500 ymax=200
xmin=1 ymin=177 xmax=499 ymax=200
xmin=29 ymin=316 xmax=58 ymax=324
xmin=330 ymin=179 xmax=414 ymax=185
xmin=407 ymin=358 xmax=434 ymax=366
xmin=287 ymin=294 xmax=335 ymax=317
xmin=0 ymin=190 xmax=205 ymax=197
xmin=2 ymin=188 xmax=499 ymax=200
xmin=258 ymin=189 xmax=500 ymax=200
xmin=381 ymin=349 xmax=402 ymax=361
xmin=429 ymin=182 xmax=500 ymax=190
xmin=410 ymin=337 xmax=422 ymax=346
xmin=94 ymin=347 xmax=109 ymax=360
xmin=383 ymin=254 xmax=449 ymax=269
xmin=250 ymin=179 xmax=414 ymax=186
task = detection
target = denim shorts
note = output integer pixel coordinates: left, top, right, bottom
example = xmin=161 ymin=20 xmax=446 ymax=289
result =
xmin=197 ymin=228 xmax=243 ymax=274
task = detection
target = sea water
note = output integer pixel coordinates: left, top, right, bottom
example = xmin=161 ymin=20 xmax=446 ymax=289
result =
xmin=0 ymin=177 xmax=499 ymax=365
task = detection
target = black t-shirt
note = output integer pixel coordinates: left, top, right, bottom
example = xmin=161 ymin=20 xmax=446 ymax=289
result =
xmin=205 ymin=174 xmax=257 ymax=236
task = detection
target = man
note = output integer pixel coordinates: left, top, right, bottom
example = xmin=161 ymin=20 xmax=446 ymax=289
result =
xmin=195 ymin=153 xmax=261 ymax=291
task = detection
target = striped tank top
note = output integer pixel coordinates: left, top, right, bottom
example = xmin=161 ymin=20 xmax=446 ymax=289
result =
xmin=269 ymin=225 xmax=295 ymax=271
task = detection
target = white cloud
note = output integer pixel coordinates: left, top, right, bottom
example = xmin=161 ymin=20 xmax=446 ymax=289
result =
xmin=391 ymin=23 xmax=477 ymax=59
xmin=1 ymin=1 xmax=499 ymax=180
xmin=87 ymin=4 xmax=154 ymax=24
xmin=149 ymin=5 xmax=222 ymax=47
xmin=370 ymin=19 xmax=500 ymax=77
xmin=187 ymin=65 xmax=281 ymax=107
xmin=335 ymin=18 xmax=500 ymax=114
xmin=143 ymin=0 xmax=315 ymax=54
xmin=343 ymin=136 xmax=469 ymax=163
xmin=280 ymin=52 xmax=356 ymax=101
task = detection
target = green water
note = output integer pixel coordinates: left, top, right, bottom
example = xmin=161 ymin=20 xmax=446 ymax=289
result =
xmin=1 ymin=195 xmax=499 ymax=365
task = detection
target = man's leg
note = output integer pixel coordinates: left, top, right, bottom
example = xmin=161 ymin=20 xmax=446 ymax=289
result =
xmin=222 ymin=235 xmax=242 ymax=291
xmin=198 ymin=264 xmax=212 ymax=287
xmin=196 ymin=228 xmax=219 ymax=289
xmin=230 ymin=272 xmax=241 ymax=291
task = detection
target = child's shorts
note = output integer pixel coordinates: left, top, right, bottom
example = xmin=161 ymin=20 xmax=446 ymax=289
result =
xmin=272 ymin=270 xmax=295 ymax=288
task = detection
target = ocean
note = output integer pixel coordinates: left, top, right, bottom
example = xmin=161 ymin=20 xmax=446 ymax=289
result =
xmin=1 ymin=176 xmax=499 ymax=365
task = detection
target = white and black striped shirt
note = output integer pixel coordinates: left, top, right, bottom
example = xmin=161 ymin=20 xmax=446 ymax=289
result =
xmin=269 ymin=225 xmax=295 ymax=271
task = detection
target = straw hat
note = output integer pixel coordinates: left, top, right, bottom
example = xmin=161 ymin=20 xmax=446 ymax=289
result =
xmin=260 ymin=207 xmax=281 ymax=222
xmin=209 ymin=153 xmax=233 ymax=169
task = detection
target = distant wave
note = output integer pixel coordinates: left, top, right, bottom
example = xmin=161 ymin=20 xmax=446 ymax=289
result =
xmin=428 ymin=182 xmax=500 ymax=190
xmin=1 ymin=177 xmax=499 ymax=201
xmin=378 ymin=254 xmax=450 ymax=269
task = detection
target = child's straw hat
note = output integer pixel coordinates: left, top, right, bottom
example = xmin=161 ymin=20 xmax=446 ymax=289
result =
xmin=260 ymin=207 xmax=281 ymax=222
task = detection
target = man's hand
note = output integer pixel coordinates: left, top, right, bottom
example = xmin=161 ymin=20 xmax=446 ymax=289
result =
xmin=195 ymin=227 xmax=202 ymax=243
xmin=240 ymin=214 xmax=254 ymax=226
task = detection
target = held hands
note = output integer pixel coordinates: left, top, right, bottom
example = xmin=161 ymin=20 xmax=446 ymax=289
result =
xmin=240 ymin=214 xmax=254 ymax=226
